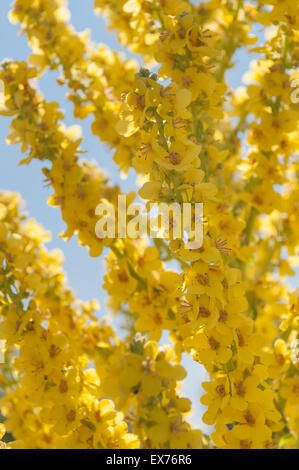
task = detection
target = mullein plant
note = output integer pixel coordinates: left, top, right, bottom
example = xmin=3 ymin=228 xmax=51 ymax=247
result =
xmin=0 ymin=0 xmax=298 ymax=449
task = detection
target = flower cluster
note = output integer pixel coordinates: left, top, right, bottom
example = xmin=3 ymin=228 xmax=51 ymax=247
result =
xmin=0 ymin=192 xmax=139 ymax=448
xmin=0 ymin=0 xmax=298 ymax=449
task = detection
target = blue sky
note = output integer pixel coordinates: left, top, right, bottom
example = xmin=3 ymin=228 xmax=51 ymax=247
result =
xmin=0 ymin=0 xmax=264 ymax=433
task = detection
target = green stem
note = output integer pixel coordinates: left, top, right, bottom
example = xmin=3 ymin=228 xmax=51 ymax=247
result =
xmin=127 ymin=261 xmax=147 ymax=289
xmin=110 ymin=244 xmax=124 ymax=259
